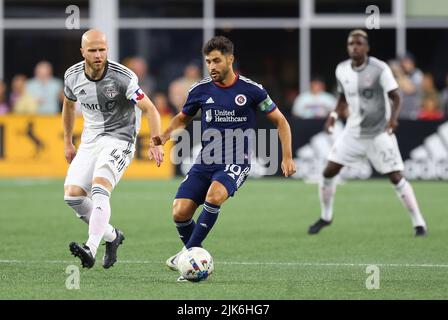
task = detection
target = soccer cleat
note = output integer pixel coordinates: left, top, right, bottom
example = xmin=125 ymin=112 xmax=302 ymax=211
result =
xmin=308 ymin=218 xmax=332 ymax=235
xmin=166 ymin=247 xmax=186 ymax=271
xmin=414 ymin=226 xmax=427 ymax=237
xmin=102 ymin=229 xmax=125 ymax=269
xmin=69 ymin=242 xmax=95 ymax=269
xmin=177 ymin=275 xmax=188 ymax=282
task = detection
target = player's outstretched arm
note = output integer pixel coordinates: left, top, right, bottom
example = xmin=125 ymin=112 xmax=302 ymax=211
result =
xmin=152 ymin=112 xmax=193 ymax=146
xmin=62 ymin=97 xmax=77 ymax=164
xmin=135 ymin=95 xmax=164 ymax=166
xmin=266 ymin=108 xmax=296 ymax=177
xmin=325 ymin=94 xmax=348 ymax=134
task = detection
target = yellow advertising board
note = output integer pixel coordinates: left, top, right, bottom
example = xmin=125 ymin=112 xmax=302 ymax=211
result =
xmin=0 ymin=115 xmax=174 ymax=178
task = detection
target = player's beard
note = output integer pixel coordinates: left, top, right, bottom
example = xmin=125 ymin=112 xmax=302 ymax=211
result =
xmin=212 ymin=66 xmax=229 ymax=83
xmin=86 ymin=59 xmax=106 ymax=77
xmin=87 ymin=60 xmax=106 ymax=72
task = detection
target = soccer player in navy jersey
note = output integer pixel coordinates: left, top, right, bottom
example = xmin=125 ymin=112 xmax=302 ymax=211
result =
xmin=152 ymin=36 xmax=296 ymax=280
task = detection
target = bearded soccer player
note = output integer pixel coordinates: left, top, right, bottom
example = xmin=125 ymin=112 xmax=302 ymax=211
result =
xmin=308 ymin=30 xmax=427 ymax=237
xmin=152 ymin=36 xmax=296 ymax=281
xmin=63 ymin=29 xmax=164 ymax=269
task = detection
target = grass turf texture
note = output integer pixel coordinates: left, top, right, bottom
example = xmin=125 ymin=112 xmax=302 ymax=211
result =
xmin=0 ymin=178 xmax=447 ymax=299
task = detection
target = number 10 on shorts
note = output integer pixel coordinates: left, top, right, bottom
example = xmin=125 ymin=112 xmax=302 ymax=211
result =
xmin=225 ymin=164 xmax=242 ymax=179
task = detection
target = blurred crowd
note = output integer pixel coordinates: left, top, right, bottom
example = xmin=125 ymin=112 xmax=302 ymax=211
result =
xmin=292 ymin=53 xmax=448 ymax=121
xmin=0 ymin=56 xmax=201 ymax=118
xmin=0 ymin=61 xmax=64 ymax=115
xmin=1 ymin=53 xmax=448 ymax=122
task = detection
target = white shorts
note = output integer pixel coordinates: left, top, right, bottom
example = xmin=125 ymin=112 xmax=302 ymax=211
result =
xmin=328 ymin=130 xmax=404 ymax=174
xmin=64 ymin=136 xmax=135 ymax=193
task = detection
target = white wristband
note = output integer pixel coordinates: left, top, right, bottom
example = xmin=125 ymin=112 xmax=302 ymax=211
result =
xmin=329 ymin=111 xmax=338 ymax=120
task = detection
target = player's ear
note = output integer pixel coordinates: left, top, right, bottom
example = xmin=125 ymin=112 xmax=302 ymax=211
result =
xmin=80 ymin=48 xmax=85 ymax=59
xmin=228 ymin=54 xmax=234 ymax=65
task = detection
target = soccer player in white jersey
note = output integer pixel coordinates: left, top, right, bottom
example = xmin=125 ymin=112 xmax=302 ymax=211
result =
xmin=63 ymin=29 xmax=164 ymax=269
xmin=308 ymin=30 xmax=427 ymax=237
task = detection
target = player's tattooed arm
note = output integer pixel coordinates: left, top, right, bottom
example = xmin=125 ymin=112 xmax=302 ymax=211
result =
xmin=152 ymin=112 xmax=193 ymax=146
xmin=135 ymin=95 xmax=164 ymax=166
xmin=386 ymin=89 xmax=401 ymax=134
xmin=266 ymin=108 xmax=296 ymax=177
xmin=62 ymin=97 xmax=77 ymax=163
xmin=325 ymin=94 xmax=348 ymax=134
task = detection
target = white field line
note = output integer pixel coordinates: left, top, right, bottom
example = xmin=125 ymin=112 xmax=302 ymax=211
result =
xmin=0 ymin=259 xmax=448 ymax=268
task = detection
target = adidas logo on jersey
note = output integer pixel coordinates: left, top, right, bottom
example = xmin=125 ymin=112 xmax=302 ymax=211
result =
xmin=79 ymin=89 xmax=87 ymax=95
xmin=206 ymin=97 xmax=214 ymax=104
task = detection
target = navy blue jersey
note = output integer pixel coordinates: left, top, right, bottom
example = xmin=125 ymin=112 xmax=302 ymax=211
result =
xmin=182 ymin=74 xmax=277 ymax=165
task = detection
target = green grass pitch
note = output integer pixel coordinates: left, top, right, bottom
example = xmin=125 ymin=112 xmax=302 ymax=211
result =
xmin=0 ymin=178 xmax=447 ymax=299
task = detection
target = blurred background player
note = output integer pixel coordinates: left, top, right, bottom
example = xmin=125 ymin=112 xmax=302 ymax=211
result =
xmin=152 ymin=36 xmax=296 ymax=281
xmin=63 ymin=29 xmax=164 ymax=269
xmin=308 ymin=30 xmax=427 ymax=237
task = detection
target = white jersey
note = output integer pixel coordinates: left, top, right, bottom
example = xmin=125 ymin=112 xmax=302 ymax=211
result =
xmin=64 ymin=60 xmax=144 ymax=144
xmin=336 ymin=56 xmax=399 ymax=138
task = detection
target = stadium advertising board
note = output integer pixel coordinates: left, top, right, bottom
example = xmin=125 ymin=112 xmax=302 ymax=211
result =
xmin=0 ymin=115 xmax=174 ymax=178
xmin=175 ymin=118 xmax=448 ymax=180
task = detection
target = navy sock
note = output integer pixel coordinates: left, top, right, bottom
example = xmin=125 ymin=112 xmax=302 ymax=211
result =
xmin=175 ymin=219 xmax=196 ymax=246
xmin=186 ymin=202 xmax=220 ymax=248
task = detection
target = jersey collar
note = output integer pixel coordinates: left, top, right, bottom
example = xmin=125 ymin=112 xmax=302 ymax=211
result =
xmin=351 ymin=57 xmax=369 ymax=72
xmin=84 ymin=61 xmax=109 ymax=82
xmin=213 ymin=73 xmax=239 ymax=88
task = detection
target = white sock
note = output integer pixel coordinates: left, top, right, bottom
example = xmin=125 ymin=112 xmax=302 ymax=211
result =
xmin=394 ymin=178 xmax=426 ymax=228
xmin=86 ymin=185 xmax=112 ymax=257
xmin=319 ymin=177 xmax=337 ymax=222
xmin=64 ymin=195 xmax=117 ymax=242
xmin=103 ymin=225 xmax=117 ymax=242
xmin=64 ymin=196 xmax=92 ymax=224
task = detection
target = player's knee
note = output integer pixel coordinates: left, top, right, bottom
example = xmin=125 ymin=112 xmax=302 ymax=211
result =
xmin=323 ymin=171 xmax=333 ymax=179
xmin=323 ymin=163 xmax=341 ymax=178
xmin=205 ymin=187 xmax=228 ymax=205
xmin=388 ymin=171 xmax=403 ymax=185
xmin=172 ymin=199 xmax=194 ymax=221
xmin=92 ymin=176 xmax=113 ymax=193
xmin=64 ymin=185 xmax=87 ymax=197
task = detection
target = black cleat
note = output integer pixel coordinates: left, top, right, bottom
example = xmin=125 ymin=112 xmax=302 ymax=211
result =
xmin=69 ymin=242 xmax=95 ymax=269
xmin=308 ymin=218 xmax=332 ymax=235
xmin=414 ymin=226 xmax=427 ymax=237
xmin=102 ymin=229 xmax=125 ymax=269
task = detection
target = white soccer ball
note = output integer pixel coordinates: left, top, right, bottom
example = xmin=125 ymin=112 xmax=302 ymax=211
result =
xmin=177 ymin=247 xmax=214 ymax=282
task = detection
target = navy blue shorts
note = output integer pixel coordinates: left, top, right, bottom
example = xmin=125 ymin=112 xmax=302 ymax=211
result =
xmin=175 ymin=164 xmax=251 ymax=206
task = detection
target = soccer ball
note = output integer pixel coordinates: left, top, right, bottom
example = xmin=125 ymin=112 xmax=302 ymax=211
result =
xmin=177 ymin=247 xmax=214 ymax=282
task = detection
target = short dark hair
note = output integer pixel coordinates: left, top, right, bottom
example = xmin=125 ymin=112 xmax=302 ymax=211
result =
xmin=203 ymin=36 xmax=234 ymax=56
xmin=348 ymin=29 xmax=369 ymax=43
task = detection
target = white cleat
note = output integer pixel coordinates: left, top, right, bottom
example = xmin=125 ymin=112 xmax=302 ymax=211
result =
xmin=166 ymin=247 xmax=186 ymax=271
xmin=177 ymin=275 xmax=188 ymax=282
